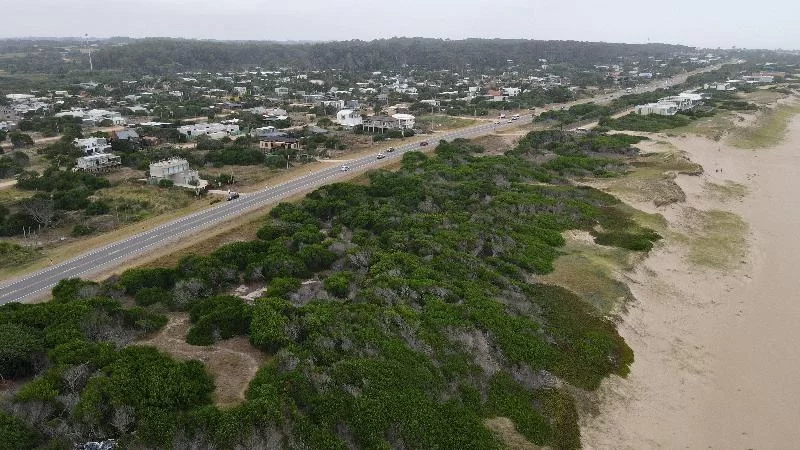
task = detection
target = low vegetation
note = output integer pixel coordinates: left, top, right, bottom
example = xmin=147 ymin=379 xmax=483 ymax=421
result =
xmin=728 ymin=103 xmax=800 ymax=149
xmin=0 ymin=137 xmax=662 ymax=449
xmin=594 ymin=149 xmax=702 ymax=207
xmin=684 ymin=208 xmax=748 ymax=269
xmin=600 ymin=112 xmax=693 ymax=132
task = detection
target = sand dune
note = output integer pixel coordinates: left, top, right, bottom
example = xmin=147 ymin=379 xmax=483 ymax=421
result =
xmin=581 ymin=108 xmax=800 ymax=448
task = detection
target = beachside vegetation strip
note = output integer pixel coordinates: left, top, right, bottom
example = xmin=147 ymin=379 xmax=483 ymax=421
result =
xmin=0 ymin=137 xmax=660 ymax=449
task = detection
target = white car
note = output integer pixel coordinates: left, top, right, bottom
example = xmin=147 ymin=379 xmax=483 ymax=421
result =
xmin=493 ymin=120 xmax=500 ymax=124
xmin=340 ymin=165 xmax=349 ymax=171
xmin=376 ymin=153 xmax=385 ymax=159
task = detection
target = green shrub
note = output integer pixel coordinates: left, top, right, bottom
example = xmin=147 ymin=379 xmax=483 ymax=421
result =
xmin=324 ymin=271 xmax=353 ymax=298
xmin=71 ymin=224 xmax=96 ymax=237
xmin=0 ymin=323 xmax=42 ymax=378
xmin=249 ymin=297 xmax=293 ymax=353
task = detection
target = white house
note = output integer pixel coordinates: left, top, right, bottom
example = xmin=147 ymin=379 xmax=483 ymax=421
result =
xmin=335 ymin=109 xmax=363 ymax=129
xmin=74 ymin=137 xmax=111 ymax=155
xmin=635 ymin=103 xmax=678 ymax=116
xmin=392 ymin=113 xmax=415 ymax=130
xmin=74 ymin=153 xmax=121 ymax=172
xmin=149 ymin=158 xmax=207 ymax=188
xmin=177 ymin=122 xmax=239 ymax=138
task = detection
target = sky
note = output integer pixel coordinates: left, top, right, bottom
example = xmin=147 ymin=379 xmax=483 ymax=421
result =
xmin=2 ymin=0 xmax=799 ymax=50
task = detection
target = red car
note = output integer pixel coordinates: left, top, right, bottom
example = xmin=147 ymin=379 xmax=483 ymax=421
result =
xmin=419 ymin=141 xmax=429 ymax=147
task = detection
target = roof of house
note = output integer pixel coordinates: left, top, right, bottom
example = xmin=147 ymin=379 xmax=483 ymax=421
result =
xmin=114 ymin=129 xmax=139 ymax=140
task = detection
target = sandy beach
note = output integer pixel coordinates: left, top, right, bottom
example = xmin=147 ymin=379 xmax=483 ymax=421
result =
xmin=581 ymin=103 xmax=800 ymax=448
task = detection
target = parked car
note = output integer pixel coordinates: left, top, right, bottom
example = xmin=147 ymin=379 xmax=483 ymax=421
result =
xmin=376 ymin=153 xmax=385 ymax=159
xmin=419 ymin=141 xmax=429 ymax=146
xmin=227 ymin=191 xmax=239 ymax=201
xmin=387 ymin=147 xmax=395 ymax=152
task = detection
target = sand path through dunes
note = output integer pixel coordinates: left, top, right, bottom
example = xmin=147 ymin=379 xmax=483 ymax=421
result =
xmin=582 ymin=113 xmax=800 ymax=448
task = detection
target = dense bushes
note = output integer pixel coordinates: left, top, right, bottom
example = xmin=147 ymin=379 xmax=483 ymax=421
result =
xmin=2 ymin=136 xmax=660 ymax=448
xmin=186 ymin=296 xmax=252 ymax=345
xmin=599 ymin=112 xmax=692 ymax=132
xmin=0 ymin=323 xmax=42 ymax=378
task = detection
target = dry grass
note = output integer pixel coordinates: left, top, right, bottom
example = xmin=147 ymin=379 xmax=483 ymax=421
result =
xmin=683 ymin=208 xmax=748 ymax=269
xmin=595 ymin=151 xmax=701 ymax=207
xmin=703 ymin=180 xmax=748 ymax=203
xmin=727 ymin=103 xmax=800 ymax=149
xmin=138 ymin=313 xmax=267 ymax=407
xmin=484 ymin=417 xmax=543 ymax=450
xmin=669 ymin=111 xmax=736 ymax=141
xmin=740 ymin=89 xmax=788 ymax=106
xmin=416 ymin=115 xmax=479 ymax=130
xmin=470 ymin=134 xmax=519 ymax=156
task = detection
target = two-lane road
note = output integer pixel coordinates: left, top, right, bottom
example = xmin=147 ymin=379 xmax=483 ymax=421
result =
xmin=0 ymin=63 xmax=724 ymax=303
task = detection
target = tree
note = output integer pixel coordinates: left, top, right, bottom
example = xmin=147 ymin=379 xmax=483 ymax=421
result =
xmin=19 ymin=196 xmax=55 ymax=230
xmin=9 ymin=132 xmax=34 ymax=148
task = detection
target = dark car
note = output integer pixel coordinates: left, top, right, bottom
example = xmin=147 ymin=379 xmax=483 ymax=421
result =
xmin=419 ymin=141 xmax=429 ymax=146
xmin=227 ymin=191 xmax=239 ymax=201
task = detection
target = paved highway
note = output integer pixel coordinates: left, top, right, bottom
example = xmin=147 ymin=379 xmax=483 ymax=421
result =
xmin=0 ymin=64 xmax=722 ymax=303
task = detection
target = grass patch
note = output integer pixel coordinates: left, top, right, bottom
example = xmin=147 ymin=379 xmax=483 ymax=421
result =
xmin=685 ymin=208 xmax=747 ymax=269
xmin=727 ymin=104 xmax=800 ymax=149
xmin=539 ymin=236 xmax=635 ymax=314
xmin=484 ymin=417 xmax=539 ymax=450
xmin=0 ymin=241 xmax=39 ymax=269
xmin=669 ymin=111 xmax=736 ymax=141
xmin=740 ymin=89 xmax=787 ymax=106
xmin=704 ymin=180 xmax=748 ymax=202
xmin=597 ymin=151 xmax=701 ymax=207
xmin=416 ymin=115 xmax=478 ymax=130
xmin=95 ymin=183 xmax=195 ymax=222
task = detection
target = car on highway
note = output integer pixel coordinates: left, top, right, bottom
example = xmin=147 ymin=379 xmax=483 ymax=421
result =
xmin=387 ymin=147 xmax=395 ymax=152
xmin=419 ymin=141 xmax=429 ymax=146
xmin=227 ymin=191 xmax=239 ymax=201
xmin=376 ymin=153 xmax=385 ymax=159
xmin=507 ymin=119 xmax=513 ymax=123
xmin=493 ymin=120 xmax=500 ymax=124
xmin=340 ymin=165 xmax=349 ymax=171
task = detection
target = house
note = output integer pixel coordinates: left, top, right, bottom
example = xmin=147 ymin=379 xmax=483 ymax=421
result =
xmin=657 ymin=96 xmax=693 ymax=111
xmin=149 ymin=158 xmax=207 ymax=188
xmin=392 ymin=113 xmax=415 ymax=130
xmin=635 ymin=103 xmax=678 ymax=116
xmin=274 ymin=87 xmax=290 ymax=96
xmin=251 ymin=126 xmax=277 ymax=138
xmin=259 ymin=136 xmax=301 ymax=152
xmin=111 ymin=129 xmax=139 ymax=142
xmin=362 ymin=115 xmax=400 ymax=132
xmin=74 ymin=137 xmax=111 ymax=155
xmin=335 ymin=109 xmax=363 ymax=129
xmin=742 ymin=74 xmax=775 ymax=84
xmin=177 ymin=122 xmax=239 ymax=138
xmin=0 ymin=106 xmax=20 ymax=122
xmin=74 ymin=153 xmax=122 ymax=172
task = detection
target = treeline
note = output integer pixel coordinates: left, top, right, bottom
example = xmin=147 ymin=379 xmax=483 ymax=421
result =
xmin=0 ymin=137 xmax=661 ymax=449
xmin=90 ymin=38 xmax=693 ymax=73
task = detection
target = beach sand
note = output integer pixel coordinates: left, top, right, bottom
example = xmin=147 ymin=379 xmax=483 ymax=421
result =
xmin=581 ymin=111 xmax=800 ymax=448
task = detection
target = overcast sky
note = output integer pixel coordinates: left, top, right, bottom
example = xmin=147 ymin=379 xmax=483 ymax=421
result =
xmin=3 ymin=0 xmax=799 ymax=50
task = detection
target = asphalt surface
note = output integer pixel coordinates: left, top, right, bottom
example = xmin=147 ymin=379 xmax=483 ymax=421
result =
xmin=0 ymin=64 xmax=721 ymax=304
